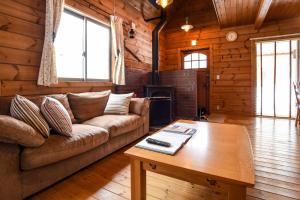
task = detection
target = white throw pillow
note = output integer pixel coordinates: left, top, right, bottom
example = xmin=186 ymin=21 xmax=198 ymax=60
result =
xmin=104 ymin=93 xmax=134 ymax=115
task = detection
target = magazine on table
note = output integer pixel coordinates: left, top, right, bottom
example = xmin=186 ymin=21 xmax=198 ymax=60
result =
xmin=163 ymin=123 xmax=197 ymax=135
xmin=135 ymin=131 xmax=192 ymax=155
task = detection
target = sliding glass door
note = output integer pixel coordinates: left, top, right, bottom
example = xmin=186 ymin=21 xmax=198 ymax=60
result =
xmin=256 ymin=39 xmax=300 ymax=118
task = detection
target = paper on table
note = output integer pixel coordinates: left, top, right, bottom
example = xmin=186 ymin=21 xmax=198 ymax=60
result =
xmin=135 ymin=131 xmax=192 ymax=155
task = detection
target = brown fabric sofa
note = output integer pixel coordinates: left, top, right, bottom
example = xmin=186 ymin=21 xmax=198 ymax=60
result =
xmin=0 ymin=93 xmax=150 ymax=200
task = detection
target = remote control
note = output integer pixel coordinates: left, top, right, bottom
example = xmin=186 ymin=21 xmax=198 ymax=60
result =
xmin=146 ymin=138 xmax=171 ymax=147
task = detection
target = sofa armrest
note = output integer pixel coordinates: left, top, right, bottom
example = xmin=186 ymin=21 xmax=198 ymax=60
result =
xmin=0 ymin=143 xmax=22 ymax=199
xmin=129 ymin=98 xmax=150 ymax=116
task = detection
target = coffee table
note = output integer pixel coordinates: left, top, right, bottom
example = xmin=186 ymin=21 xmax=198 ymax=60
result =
xmin=125 ymin=120 xmax=255 ymax=200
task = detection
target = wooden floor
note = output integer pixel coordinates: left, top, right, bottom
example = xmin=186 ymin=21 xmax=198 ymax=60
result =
xmin=30 ymin=115 xmax=300 ymax=200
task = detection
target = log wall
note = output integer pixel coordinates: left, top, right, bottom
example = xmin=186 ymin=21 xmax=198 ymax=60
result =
xmin=0 ymin=0 xmax=156 ymax=97
xmin=161 ymin=16 xmax=300 ymax=115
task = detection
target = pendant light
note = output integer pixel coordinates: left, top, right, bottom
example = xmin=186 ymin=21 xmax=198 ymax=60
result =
xmin=156 ymin=0 xmax=173 ymax=8
xmin=181 ymin=17 xmax=193 ymax=32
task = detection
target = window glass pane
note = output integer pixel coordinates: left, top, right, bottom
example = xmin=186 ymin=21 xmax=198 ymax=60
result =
xmin=199 ymin=53 xmax=207 ymax=60
xmin=184 ymin=54 xmax=191 ymax=61
xmin=262 ymin=42 xmax=275 ymax=55
xmin=192 ymin=61 xmax=199 ymax=68
xmin=262 ymin=54 xmax=275 ymax=116
xmin=275 ymin=52 xmax=290 ymax=117
xmin=192 ymin=53 xmax=199 ymax=60
xmin=184 ymin=61 xmax=191 ymax=69
xmin=276 ymin=41 xmax=290 ymax=54
xmin=86 ymin=20 xmax=110 ymax=80
xmin=256 ymin=43 xmax=261 ymax=55
xmin=55 ymin=11 xmax=84 ymax=79
xmin=199 ymin=61 xmax=207 ymax=68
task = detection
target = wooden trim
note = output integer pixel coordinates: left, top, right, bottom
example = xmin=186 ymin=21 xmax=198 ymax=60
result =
xmin=49 ymin=81 xmax=113 ymax=88
xmin=250 ymin=33 xmax=300 ymax=42
xmin=251 ymin=40 xmax=258 ymax=116
xmin=254 ymin=0 xmax=273 ymax=29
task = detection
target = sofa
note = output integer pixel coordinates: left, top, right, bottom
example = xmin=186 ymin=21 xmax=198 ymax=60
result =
xmin=0 ymin=92 xmax=150 ymax=200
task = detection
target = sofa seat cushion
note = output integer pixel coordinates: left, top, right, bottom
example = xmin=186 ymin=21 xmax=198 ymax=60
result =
xmin=21 ymin=124 xmax=109 ymax=170
xmin=83 ymin=114 xmax=143 ymax=138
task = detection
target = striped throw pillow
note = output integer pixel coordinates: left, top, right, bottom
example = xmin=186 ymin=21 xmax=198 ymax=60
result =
xmin=104 ymin=93 xmax=134 ymax=115
xmin=41 ymin=97 xmax=72 ymax=136
xmin=10 ymin=95 xmax=50 ymax=138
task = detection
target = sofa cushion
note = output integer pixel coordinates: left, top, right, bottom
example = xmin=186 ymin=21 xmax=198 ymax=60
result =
xmin=41 ymin=97 xmax=73 ymax=137
xmin=0 ymin=115 xmax=45 ymax=147
xmin=68 ymin=91 xmax=110 ymax=122
xmin=10 ymin=95 xmax=50 ymax=138
xmin=83 ymin=114 xmax=143 ymax=138
xmin=129 ymin=98 xmax=150 ymax=116
xmin=21 ymin=124 xmax=109 ymax=170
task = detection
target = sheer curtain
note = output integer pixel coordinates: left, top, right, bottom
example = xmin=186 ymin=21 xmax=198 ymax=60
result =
xmin=38 ymin=0 xmax=64 ymax=86
xmin=110 ymin=15 xmax=125 ymax=85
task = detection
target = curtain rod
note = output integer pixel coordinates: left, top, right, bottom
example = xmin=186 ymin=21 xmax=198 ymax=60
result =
xmin=250 ymin=33 xmax=300 ymax=41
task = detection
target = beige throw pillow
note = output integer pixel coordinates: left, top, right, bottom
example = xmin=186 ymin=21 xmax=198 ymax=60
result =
xmin=104 ymin=93 xmax=134 ymax=115
xmin=68 ymin=91 xmax=111 ymax=122
xmin=10 ymin=95 xmax=50 ymax=138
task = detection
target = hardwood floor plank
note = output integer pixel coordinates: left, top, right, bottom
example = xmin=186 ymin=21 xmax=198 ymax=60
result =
xmin=31 ymin=116 xmax=300 ymax=200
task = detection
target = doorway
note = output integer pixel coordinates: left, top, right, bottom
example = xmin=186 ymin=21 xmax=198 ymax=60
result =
xmin=256 ymin=39 xmax=300 ymax=118
xmin=182 ymin=49 xmax=210 ymax=117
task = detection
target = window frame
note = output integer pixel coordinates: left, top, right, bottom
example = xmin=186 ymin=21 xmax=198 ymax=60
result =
xmin=182 ymin=50 xmax=208 ymax=70
xmin=57 ymin=8 xmax=112 ymax=82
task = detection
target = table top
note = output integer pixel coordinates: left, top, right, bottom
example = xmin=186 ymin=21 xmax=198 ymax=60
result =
xmin=125 ymin=120 xmax=255 ymax=186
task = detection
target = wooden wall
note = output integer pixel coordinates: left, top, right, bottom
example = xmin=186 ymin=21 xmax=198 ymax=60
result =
xmin=161 ymin=14 xmax=300 ymax=115
xmin=0 ymin=0 xmax=156 ymax=97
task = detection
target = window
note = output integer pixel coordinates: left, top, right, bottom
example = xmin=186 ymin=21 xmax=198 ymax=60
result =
xmin=55 ymin=9 xmax=111 ymax=81
xmin=256 ymin=39 xmax=300 ymax=118
xmin=183 ymin=52 xmax=207 ymax=69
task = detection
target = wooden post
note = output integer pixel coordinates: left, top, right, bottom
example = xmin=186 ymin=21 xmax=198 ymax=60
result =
xmin=131 ymin=159 xmax=146 ymax=200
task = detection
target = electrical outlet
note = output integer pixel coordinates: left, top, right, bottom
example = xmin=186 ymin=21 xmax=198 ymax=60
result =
xmin=216 ymin=75 xmax=220 ymax=80
xmin=216 ymin=105 xmax=220 ymax=110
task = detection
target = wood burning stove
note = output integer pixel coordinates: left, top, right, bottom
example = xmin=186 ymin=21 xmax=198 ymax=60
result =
xmin=144 ymin=85 xmax=175 ymax=126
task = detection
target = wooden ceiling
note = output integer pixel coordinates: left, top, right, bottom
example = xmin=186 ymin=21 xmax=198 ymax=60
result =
xmin=131 ymin=0 xmax=300 ymax=29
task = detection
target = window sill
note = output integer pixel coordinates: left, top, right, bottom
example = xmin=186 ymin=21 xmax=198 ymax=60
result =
xmin=49 ymin=81 xmax=113 ymax=88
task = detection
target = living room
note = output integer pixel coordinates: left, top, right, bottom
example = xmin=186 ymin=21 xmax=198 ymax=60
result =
xmin=0 ymin=0 xmax=299 ymax=200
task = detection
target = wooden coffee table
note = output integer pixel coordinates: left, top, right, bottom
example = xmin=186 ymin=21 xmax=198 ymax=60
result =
xmin=125 ymin=120 xmax=255 ymax=200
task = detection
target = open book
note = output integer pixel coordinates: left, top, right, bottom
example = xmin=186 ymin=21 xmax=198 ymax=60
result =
xmin=135 ymin=131 xmax=192 ymax=155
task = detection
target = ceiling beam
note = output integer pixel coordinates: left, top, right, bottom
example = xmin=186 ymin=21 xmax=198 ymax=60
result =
xmin=255 ymin=0 xmax=273 ymax=29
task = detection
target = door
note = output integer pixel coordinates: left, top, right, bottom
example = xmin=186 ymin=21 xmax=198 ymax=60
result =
xmin=182 ymin=49 xmax=210 ymax=115
xmin=256 ymin=39 xmax=300 ymax=118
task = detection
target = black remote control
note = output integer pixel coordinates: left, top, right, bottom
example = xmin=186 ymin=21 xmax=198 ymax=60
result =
xmin=146 ymin=138 xmax=171 ymax=147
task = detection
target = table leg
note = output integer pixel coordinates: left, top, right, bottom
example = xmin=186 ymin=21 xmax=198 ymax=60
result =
xmin=131 ymin=159 xmax=146 ymax=200
xmin=228 ymin=185 xmax=246 ymax=200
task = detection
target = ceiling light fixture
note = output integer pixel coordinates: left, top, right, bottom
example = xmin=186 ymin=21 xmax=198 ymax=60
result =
xmin=156 ymin=0 xmax=173 ymax=8
xmin=181 ymin=17 xmax=193 ymax=32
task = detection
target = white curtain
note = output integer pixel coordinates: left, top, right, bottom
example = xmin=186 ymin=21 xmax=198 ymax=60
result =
xmin=110 ymin=15 xmax=125 ymax=85
xmin=38 ymin=0 xmax=64 ymax=86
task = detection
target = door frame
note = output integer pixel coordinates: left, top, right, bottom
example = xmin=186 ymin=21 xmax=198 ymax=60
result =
xmin=250 ymin=34 xmax=300 ymax=118
xmin=177 ymin=45 xmax=213 ymax=114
